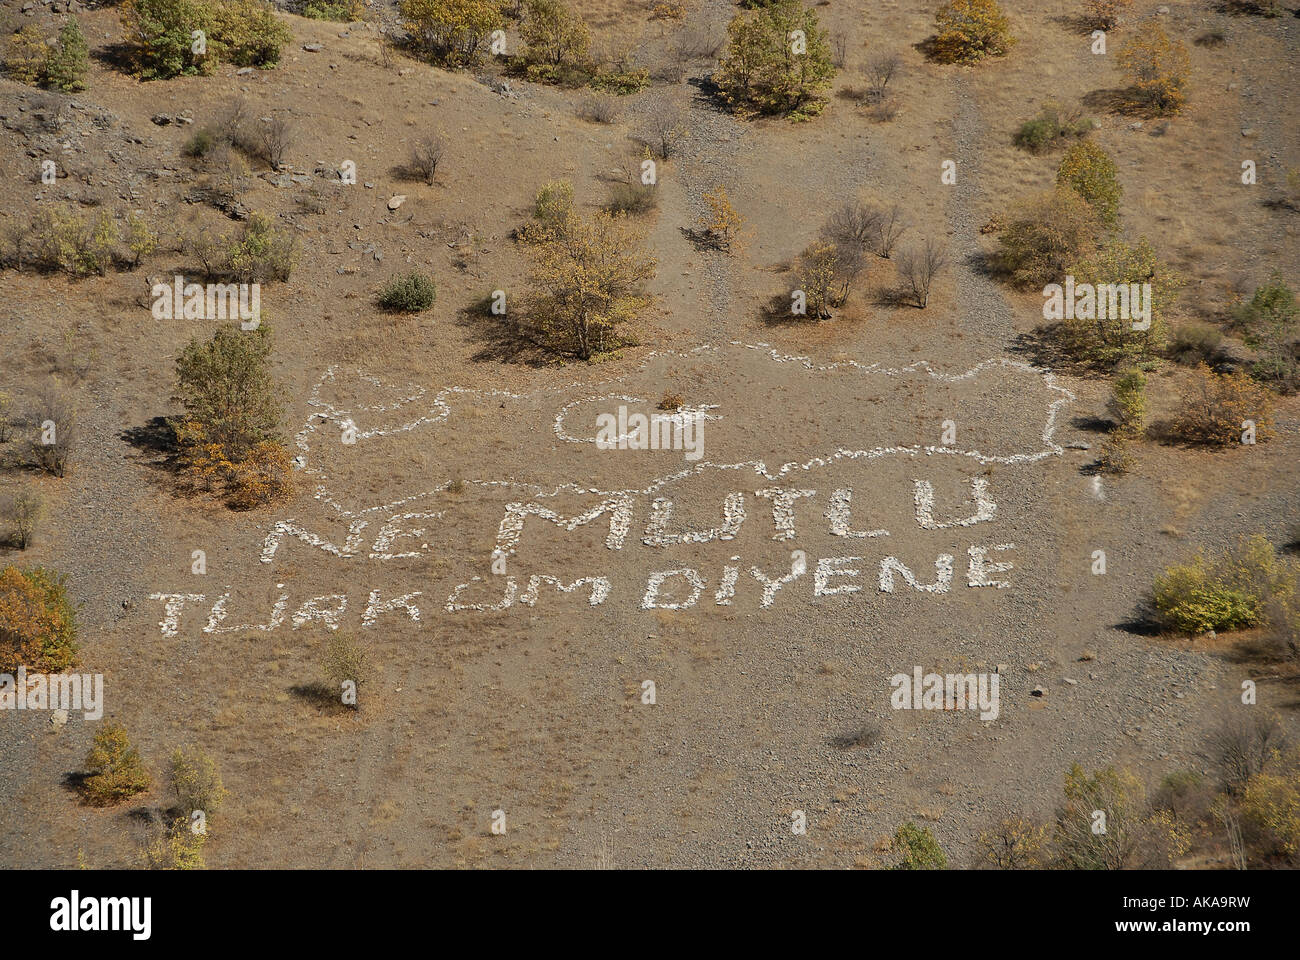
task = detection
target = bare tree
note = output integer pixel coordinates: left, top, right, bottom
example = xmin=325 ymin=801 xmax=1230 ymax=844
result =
xmin=824 ymin=201 xmax=880 ymax=252
xmin=1208 ymin=711 xmax=1288 ymax=793
xmin=830 ymin=33 xmax=848 ymax=69
xmin=30 ymin=380 xmax=77 ymax=477
xmin=410 ymin=134 xmax=446 ymax=184
xmin=865 ymin=53 xmax=902 ymax=100
xmin=640 ymin=95 xmax=686 ymax=160
xmin=898 ymin=238 xmax=948 ymax=308
xmin=578 ymin=94 xmax=621 ymax=124
xmin=871 ymin=203 xmax=908 ymax=258
xmin=256 ymin=115 xmax=294 ymax=171
xmin=2 ymin=487 xmax=42 ymax=549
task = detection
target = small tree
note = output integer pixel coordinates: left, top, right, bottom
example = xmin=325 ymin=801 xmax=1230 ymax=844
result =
xmin=174 ymin=323 xmax=283 ymax=466
xmin=0 ymin=565 xmax=78 ymax=673
xmin=120 ymin=0 xmax=218 ymax=79
xmin=1117 ymin=25 xmax=1189 ymax=115
xmin=410 ymin=134 xmax=446 ymax=184
xmin=400 ymin=0 xmax=503 ymax=66
xmin=526 ymin=208 xmax=656 ymax=359
xmin=322 ymin=633 xmax=372 ymax=709
xmin=520 ymin=0 xmax=590 ymax=70
xmin=1054 ymin=764 xmax=1189 ymax=869
xmin=891 ymin=821 xmax=947 ymax=869
xmin=45 ymin=19 xmax=90 ymax=92
xmin=1098 ymin=367 xmax=1146 ymax=474
xmin=82 ymin=722 xmax=152 ymax=806
xmin=1063 ymin=237 xmax=1181 ymax=365
xmin=696 ymin=185 xmax=744 ymax=251
xmin=4 ymin=25 xmax=50 ymax=86
xmin=714 ymin=0 xmax=835 ymax=118
xmin=30 ymin=380 xmax=78 ymax=478
xmin=931 ymin=0 xmax=1015 ymax=64
xmin=255 ymin=115 xmax=293 ymax=171
xmin=227 ymin=440 xmax=294 ymax=510
xmin=1057 ymin=140 xmax=1122 ymax=228
xmin=794 ymin=241 xmax=840 ymax=320
xmin=897 ymin=238 xmax=948 ymax=308
xmin=169 ymin=746 xmax=228 ymax=821
xmin=976 ymin=816 xmax=1048 ymax=869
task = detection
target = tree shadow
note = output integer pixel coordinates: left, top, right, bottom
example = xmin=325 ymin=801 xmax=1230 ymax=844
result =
xmin=453 ymin=299 xmax=559 ymax=367
xmin=1114 ymin=599 xmax=1163 ymax=637
xmin=289 ymin=682 xmax=353 ymax=714
xmin=90 ymin=42 xmax=137 ymax=76
xmin=1071 ymin=414 xmax=1115 ymax=433
xmin=120 ymin=416 xmax=181 ymax=474
xmin=685 ymin=75 xmax=729 ymax=114
xmin=1047 ymin=13 xmax=1100 ymax=33
xmin=679 ymin=226 xmax=727 ymax=252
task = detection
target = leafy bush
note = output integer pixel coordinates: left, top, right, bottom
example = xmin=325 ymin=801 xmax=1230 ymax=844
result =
xmin=1053 ymin=764 xmax=1189 ymax=868
xmin=192 ymin=211 xmax=296 ymax=282
xmin=298 ymin=0 xmax=365 ymax=20
xmin=931 ymin=0 xmax=1015 ymax=64
xmin=606 ymin=181 xmax=657 ymax=216
xmin=1098 ymin=367 xmax=1146 ymax=473
xmin=1233 ymin=273 xmax=1298 ymax=391
xmin=1057 ymin=140 xmax=1122 ymax=228
xmin=715 ymin=0 xmax=835 ymax=119
xmin=378 ymin=271 xmax=437 ymax=312
xmin=1117 ymin=25 xmax=1189 ymax=115
xmin=1240 ymin=768 xmax=1300 ymax=863
xmin=122 ymin=0 xmax=290 ymax=79
xmin=141 ymin=819 xmax=207 ymax=869
xmin=696 ymin=185 xmax=744 ymax=251
xmin=322 ymin=633 xmax=372 ymax=708
xmin=588 ymin=67 xmax=650 ymax=95
xmin=227 ymin=440 xmax=294 ymax=509
xmin=975 ymin=816 xmax=1047 ymax=869
xmin=30 ymin=205 xmax=120 ymax=278
xmin=891 ymin=822 xmax=947 ymax=869
xmin=530 ymin=179 xmax=574 ymax=228
xmin=1171 ymin=363 xmax=1274 ymax=446
xmin=400 ymin=0 xmax=503 ymax=67
xmin=520 ymin=0 xmax=590 ymax=70
xmin=1014 ymin=101 xmax=1091 ymax=153
xmin=1061 ymin=238 xmax=1180 ymax=365
xmin=82 ymin=722 xmax=151 ymax=806
xmin=1152 ymin=535 xmax=1295 ymax=635
xmin=168 ymin=746 xmax=228 ymax=820
xmin=45 ymin=19 xmax=90 ymax=92
xmin=1169 ymin=321 xmax=1223 ymax=366
xmin=0 ymin=565 xmax=78 ymax=673
xmin=997 ymin=187 xmax=1099 ymax=288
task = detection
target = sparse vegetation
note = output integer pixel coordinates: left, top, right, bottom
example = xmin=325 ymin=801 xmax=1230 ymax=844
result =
xmin=891 ymin=821 xmax=947 ymax=869
xmin=322 ymin=633 xmax=372 ymax=708
xmin=30 ymin=380 xmax=78 ymax=478
xmin=120 ymin=0 xmax=292 ymax=79
xmin=2 ymin=488 xmax=43 ymax=550
xmin=976 ymin=816 xmax=1047 ymax=869
xmin=1098 ymin=367 xmax=1146 ymax=474
xmin=168 ymin=746 xmax=228 ymax=821
xmin=190 ymin=211 xmax=296 ymax=283
xmin=1083 ymin=0 xmax=1132 ymax=30
xmin=997 ymin=187 xmax=1100 ymax=288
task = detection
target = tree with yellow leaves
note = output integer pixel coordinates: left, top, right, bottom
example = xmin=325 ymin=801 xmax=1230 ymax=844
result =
xmin=696 ymin=185 xmax=745 ymax=252
xmin=1117 ymin=25 xmax=1190 ymax=115
xmin=525 ymin=207 xmax=657 ymax=360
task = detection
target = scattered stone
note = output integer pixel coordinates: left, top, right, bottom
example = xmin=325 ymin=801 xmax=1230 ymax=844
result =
xmin=50 ymin=709 xmax=69 ymax=730
xmin=995 ymin=663 xmax=1008 ymax=674
xmin=1066 ymin=441 xmax=1091 ymax=450
xmin=303 ymin=43 xmax=323 ymax=53
xmin=387 ymin=194 xmax=406 ymax=210
xmin=151 ymin=114 xmax=172 ymax=125
xmin=1030 ymin=686 xmax=1046 ymax=697
xmin=1064 ymin=678 xmax=1078 ymax=686
xmin=1241 ymin=128 xmax=1257 ymax=139
xmin=1079 ymin=650 xmax=1096 ymax=662
xmin=236 ymin=67 xmax=254 ymax=76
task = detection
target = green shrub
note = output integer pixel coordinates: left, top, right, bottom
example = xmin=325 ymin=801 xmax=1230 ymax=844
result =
xmin=1152 ymin=535 xmax=1295 ymax=635
xmin=606 ymin=181 xmax=657 ymax=216
xmin=588 ymin=67 xmax=650 ymax=95
xmin=1061 ymin=238 xmax=1180 ymax=366
xmin=121 ymin=0 xmax=218 ymax=79
xmin=891 ymin=822 xmax=947 ymax=869
xmin=1053 ymin=764 xmax=1189 ymax=869
xmin=192 ymin=211 xmax=296 ymax=282
xmin=1014 ymin=101 xmax=1091 ymax=153
xmin=715 ymin=0 xmax=835 ymax=119
xmin=1057 ymin=140 xmax=1122 ymax=228
xmin=520 ymin=0 xmax=590 ymax=70
xmin=82 ymin=722 xmax=151 ymax=805
xmin=1234 ymin=273 xmax=1299 ymax=391
xmin=184 ymin=128 xmax=219 ymax=158
xmin=378 ymin=271 xmax=437 ymax=312
xmin=141 ymin=818 xmax=207 ymax=869
xmin=168 ymin=746 xmax=228 ymax=820
xmin=299 ymin=0 xmax=365 ymax=20
xmin=210 ymin=0 xmax=292 ymax=67
xmin=45 ymin=19 xmax=90 ymax=92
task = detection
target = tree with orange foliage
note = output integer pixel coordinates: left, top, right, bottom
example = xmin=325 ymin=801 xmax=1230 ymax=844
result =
xmin=0 ymin=565 xmax=78 ymax=673
xmin=1117 ymin=25 xmax=1190 ymax=115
